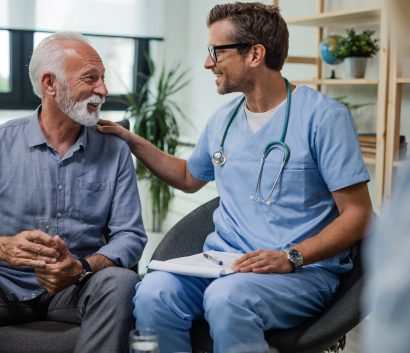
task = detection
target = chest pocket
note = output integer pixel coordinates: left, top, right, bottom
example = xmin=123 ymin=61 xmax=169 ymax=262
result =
xmin=267 ymin=163 xmax=326 ymax=209
xmin=74 ymin=180 xmax=108 ymax=221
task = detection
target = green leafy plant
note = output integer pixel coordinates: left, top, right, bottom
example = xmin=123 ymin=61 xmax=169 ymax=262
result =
xmin=124 ymin=57 xmax=190 ymax=232
xmin=333 ymin=96 xmax=373 ymax=111
xmin=331 ymin=28 xmax=379 ymax=58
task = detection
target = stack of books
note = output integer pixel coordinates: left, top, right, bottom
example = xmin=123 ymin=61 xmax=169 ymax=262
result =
xmin=358 ymin=133 xmax=407 ymax=160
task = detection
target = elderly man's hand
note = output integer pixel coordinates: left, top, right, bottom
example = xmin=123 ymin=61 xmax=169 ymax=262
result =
xmin=0 ymin=231 xmax=60 ymax=268
xmin=35 ymin=235 xmax=82 ymax=294
xmin=232 ymin=249 xmax=294 ymax=274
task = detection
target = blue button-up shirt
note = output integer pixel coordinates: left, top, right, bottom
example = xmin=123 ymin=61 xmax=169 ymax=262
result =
xmin=0 ymin=109 xmax=147 ymax=301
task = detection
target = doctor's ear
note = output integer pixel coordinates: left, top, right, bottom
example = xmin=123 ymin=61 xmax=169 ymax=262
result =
xmin=248 ymin=44 xmax=266 ymax=67
xmin=41 ymin=73 xmax=58 ymax=97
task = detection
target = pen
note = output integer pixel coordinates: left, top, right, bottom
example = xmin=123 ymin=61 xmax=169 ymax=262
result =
xmin=203 ymin=252 xmax=223 ymax=266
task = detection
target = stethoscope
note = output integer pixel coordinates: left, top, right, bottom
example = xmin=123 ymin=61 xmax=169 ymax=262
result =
xmin=211 ymin=78 xmax=291 ymax=206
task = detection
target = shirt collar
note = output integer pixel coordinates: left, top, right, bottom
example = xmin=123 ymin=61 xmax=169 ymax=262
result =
xmin=27 ymin=106 xmax=88 ymax=151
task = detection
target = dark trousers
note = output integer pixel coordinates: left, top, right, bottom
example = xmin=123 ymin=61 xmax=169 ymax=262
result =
xmin=0 ymin=267 xmax=139 ymax=353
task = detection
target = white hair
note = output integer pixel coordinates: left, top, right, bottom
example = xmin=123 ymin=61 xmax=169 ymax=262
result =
xmin=29 ymin=32 xmax=89 ymax=98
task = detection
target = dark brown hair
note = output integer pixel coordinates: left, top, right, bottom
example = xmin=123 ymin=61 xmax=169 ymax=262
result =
xmin=207 ymin=2 xmax=289 ymax=71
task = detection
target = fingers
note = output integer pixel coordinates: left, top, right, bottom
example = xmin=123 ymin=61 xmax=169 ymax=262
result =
xmin=15 ymin=257 xmax=47 ymax=268
xmin=35 ymin=272 xmax=59 ymax=294
xmin=2 ymin=231 xmax=60 ymax=268
xmin=52 ymin=236 xmax=70 ymax=258
xmin=20 ymin=235 xmax=60 ymax=259
xmin=25 ymin=230 xmax=56 ymax=247
xmin=97 ymin=119 xmax=116 ymax=126
xmin=233 ymin=257 xmax=266 ymax=272
xmin=96 ymin=120 xmax=131 ymax=142
xmin=232 ymin=250 xmax=291 ymax=273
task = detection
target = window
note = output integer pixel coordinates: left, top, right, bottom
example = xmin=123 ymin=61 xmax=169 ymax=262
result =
xmin=0 ymin=30 xmax=11 ymax=93
xmin=0 ymin=29 xmax=162 ymax=110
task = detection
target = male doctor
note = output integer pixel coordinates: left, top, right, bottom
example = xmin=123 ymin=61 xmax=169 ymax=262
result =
xmin=98 ymin=2 xmax=372 ymax=353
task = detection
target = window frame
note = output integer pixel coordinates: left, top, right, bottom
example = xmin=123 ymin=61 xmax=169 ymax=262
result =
xmin=0 ymin=28 xmax=162 ymax=111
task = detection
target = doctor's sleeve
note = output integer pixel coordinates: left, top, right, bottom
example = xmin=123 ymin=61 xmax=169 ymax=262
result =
xmin=314 ymin=107 xmax=370 ymax=192
xmin=187 ymin=124 xmax=215 ymax=182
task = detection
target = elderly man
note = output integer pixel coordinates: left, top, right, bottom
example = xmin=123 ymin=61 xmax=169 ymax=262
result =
xmin=0 ymin=32 xmax=147 ymax=353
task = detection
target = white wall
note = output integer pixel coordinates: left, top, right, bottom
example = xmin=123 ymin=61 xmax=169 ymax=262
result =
xmin=1 ymin=0 xmax=408 ymax=230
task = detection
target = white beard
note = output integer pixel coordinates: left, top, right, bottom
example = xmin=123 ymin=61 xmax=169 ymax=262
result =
xmin=55 ymin=82 xmax=105 ymax=126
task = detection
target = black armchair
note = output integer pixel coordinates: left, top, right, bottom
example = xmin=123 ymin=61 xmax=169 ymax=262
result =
xmin=151 ymin=197 xmax=366 ymax=353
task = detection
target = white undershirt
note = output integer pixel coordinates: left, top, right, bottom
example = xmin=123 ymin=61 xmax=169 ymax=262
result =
xmin=245 ymin=85 xmax=300 ymax=133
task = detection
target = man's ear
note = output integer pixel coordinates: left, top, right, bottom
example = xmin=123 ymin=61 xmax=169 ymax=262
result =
xmin=248 ymin=44 xmax=266 ymax=68
xmin=41 ymin=73 xmax=57 ymax=97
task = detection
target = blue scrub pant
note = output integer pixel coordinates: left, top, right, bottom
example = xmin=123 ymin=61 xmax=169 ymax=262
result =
xmin=133 ymin=267 xmax=339 ymax=353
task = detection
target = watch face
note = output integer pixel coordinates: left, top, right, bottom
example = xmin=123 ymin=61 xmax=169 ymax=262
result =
xmin=288 ymin=249 xmax=303 ymax=267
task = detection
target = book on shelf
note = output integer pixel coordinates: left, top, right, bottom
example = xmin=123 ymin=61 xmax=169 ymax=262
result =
xmin=360 ymin=143 xmax=408 ymax=159
xmin=358 ymin=132 xmax=377 ymax=144
xmin=148 ymin=250 xmax=243 ymax=278
xmin=358 ymin=132 xmax=406 ymax=145
xmin=361 ymin=146 xmax=377 ymax=154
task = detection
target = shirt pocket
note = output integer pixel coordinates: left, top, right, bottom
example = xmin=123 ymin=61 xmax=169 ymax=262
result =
xmin=274 ymin=165 xmax=327 ymax=209
xmin=74 ymin=180 xmax=108 ymax=221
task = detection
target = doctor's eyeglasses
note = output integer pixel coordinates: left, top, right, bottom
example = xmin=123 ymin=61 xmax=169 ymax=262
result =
xmin=207 ymin=43 xmax=251 ymax=63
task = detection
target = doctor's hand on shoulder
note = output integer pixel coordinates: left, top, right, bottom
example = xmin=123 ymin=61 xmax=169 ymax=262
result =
xmin=232 ymin=250 xmax=295 ymax=274
xmin=97 ymin=119 xmax=136 ymax=146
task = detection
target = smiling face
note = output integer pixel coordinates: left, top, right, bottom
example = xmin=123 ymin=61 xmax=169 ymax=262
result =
xmin=55 ymin=41 xmax=108 ymax=126
xmin=204 ymin=19 xmax=253 ymax=95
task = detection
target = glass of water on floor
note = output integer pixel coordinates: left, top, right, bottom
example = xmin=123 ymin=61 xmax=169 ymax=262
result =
xmin=129 ymin=327 xmax=159 ymax=353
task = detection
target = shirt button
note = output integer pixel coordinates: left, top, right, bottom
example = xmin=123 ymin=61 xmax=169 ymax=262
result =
xmin=57 ymin=212 xmax=62 ymax=218
xmin=58 ymin=185 xmax=63 ymax=191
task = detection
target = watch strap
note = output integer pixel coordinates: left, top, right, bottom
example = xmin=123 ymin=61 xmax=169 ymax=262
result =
xmin=78 ymin=258 xmax=92 ymax=273
xmin=76 ymin=258 xmax=93 ymax=285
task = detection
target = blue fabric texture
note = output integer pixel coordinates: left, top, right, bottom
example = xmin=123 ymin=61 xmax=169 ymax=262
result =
xmin=0 ymin=109 xmax=147 ymax=301
xmin=188 ymin=86 xmax=369 ymax=274
xmin=135 ymin=266 xmax=339 ymax=353
xmin=363 ymin=162 xmax=410 ymax=353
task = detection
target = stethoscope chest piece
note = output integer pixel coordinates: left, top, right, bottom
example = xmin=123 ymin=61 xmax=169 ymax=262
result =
xmin=212 ymin=150 xmax=227 ymax=166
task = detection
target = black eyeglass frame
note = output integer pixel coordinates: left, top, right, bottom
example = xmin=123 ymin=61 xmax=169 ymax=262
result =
xmin=207 ymin=43 xmax=252 ymax=63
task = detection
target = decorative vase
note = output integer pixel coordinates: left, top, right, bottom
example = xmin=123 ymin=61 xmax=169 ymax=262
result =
xmin=344 ymin=57 xmax=368 ymax=78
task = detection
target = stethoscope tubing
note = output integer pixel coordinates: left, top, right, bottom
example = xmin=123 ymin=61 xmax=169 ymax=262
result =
xmin=212 ymin=77 xmax=292 ymax=205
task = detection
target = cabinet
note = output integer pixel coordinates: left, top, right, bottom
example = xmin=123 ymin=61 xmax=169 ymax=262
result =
xmin=277 ymin=0 xmax=393 ymax=210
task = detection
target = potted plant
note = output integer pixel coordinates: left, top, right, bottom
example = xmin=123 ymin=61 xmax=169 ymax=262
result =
xmin=331 ymin=28 xmax=379 ymax=78
xmin=124 ymin=57 xmax=190 ymax=233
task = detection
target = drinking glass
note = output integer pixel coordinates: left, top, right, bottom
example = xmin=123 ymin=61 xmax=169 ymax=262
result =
xmin=34 ymin=218 xmax=58 ymax=236
xmin=129 ymin=328 xmax=159 ymax=353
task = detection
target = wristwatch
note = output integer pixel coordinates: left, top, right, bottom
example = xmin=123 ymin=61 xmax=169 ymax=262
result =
xmin=284 ymin=248 xmax=304 ymax=272
xmin=76 ymin=258 xmax=93 ymax=285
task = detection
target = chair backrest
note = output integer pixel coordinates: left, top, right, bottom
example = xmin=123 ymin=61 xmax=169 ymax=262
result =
xmin=117 ymin=119 xmax=130 ymax=130
xmin=151 ymin=197 xmax=365 ymax=353
xmin=151 ymin=197 xmax=219 ymax=261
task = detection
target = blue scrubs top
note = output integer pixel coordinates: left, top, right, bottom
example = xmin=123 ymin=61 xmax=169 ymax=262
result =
xmin=188 ymin=86 xmax=369 ymax=274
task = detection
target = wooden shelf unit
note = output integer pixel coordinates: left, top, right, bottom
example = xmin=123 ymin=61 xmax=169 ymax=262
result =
xmin=287 ymin=6 xmax=380 ymax=27
xmin=281 ymin=0 xmax=389 ymax=208
xmin=397 ymin=78 xmax=410 ymax=84
xmin=292 ymin=79 xmax=378 ymax=85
